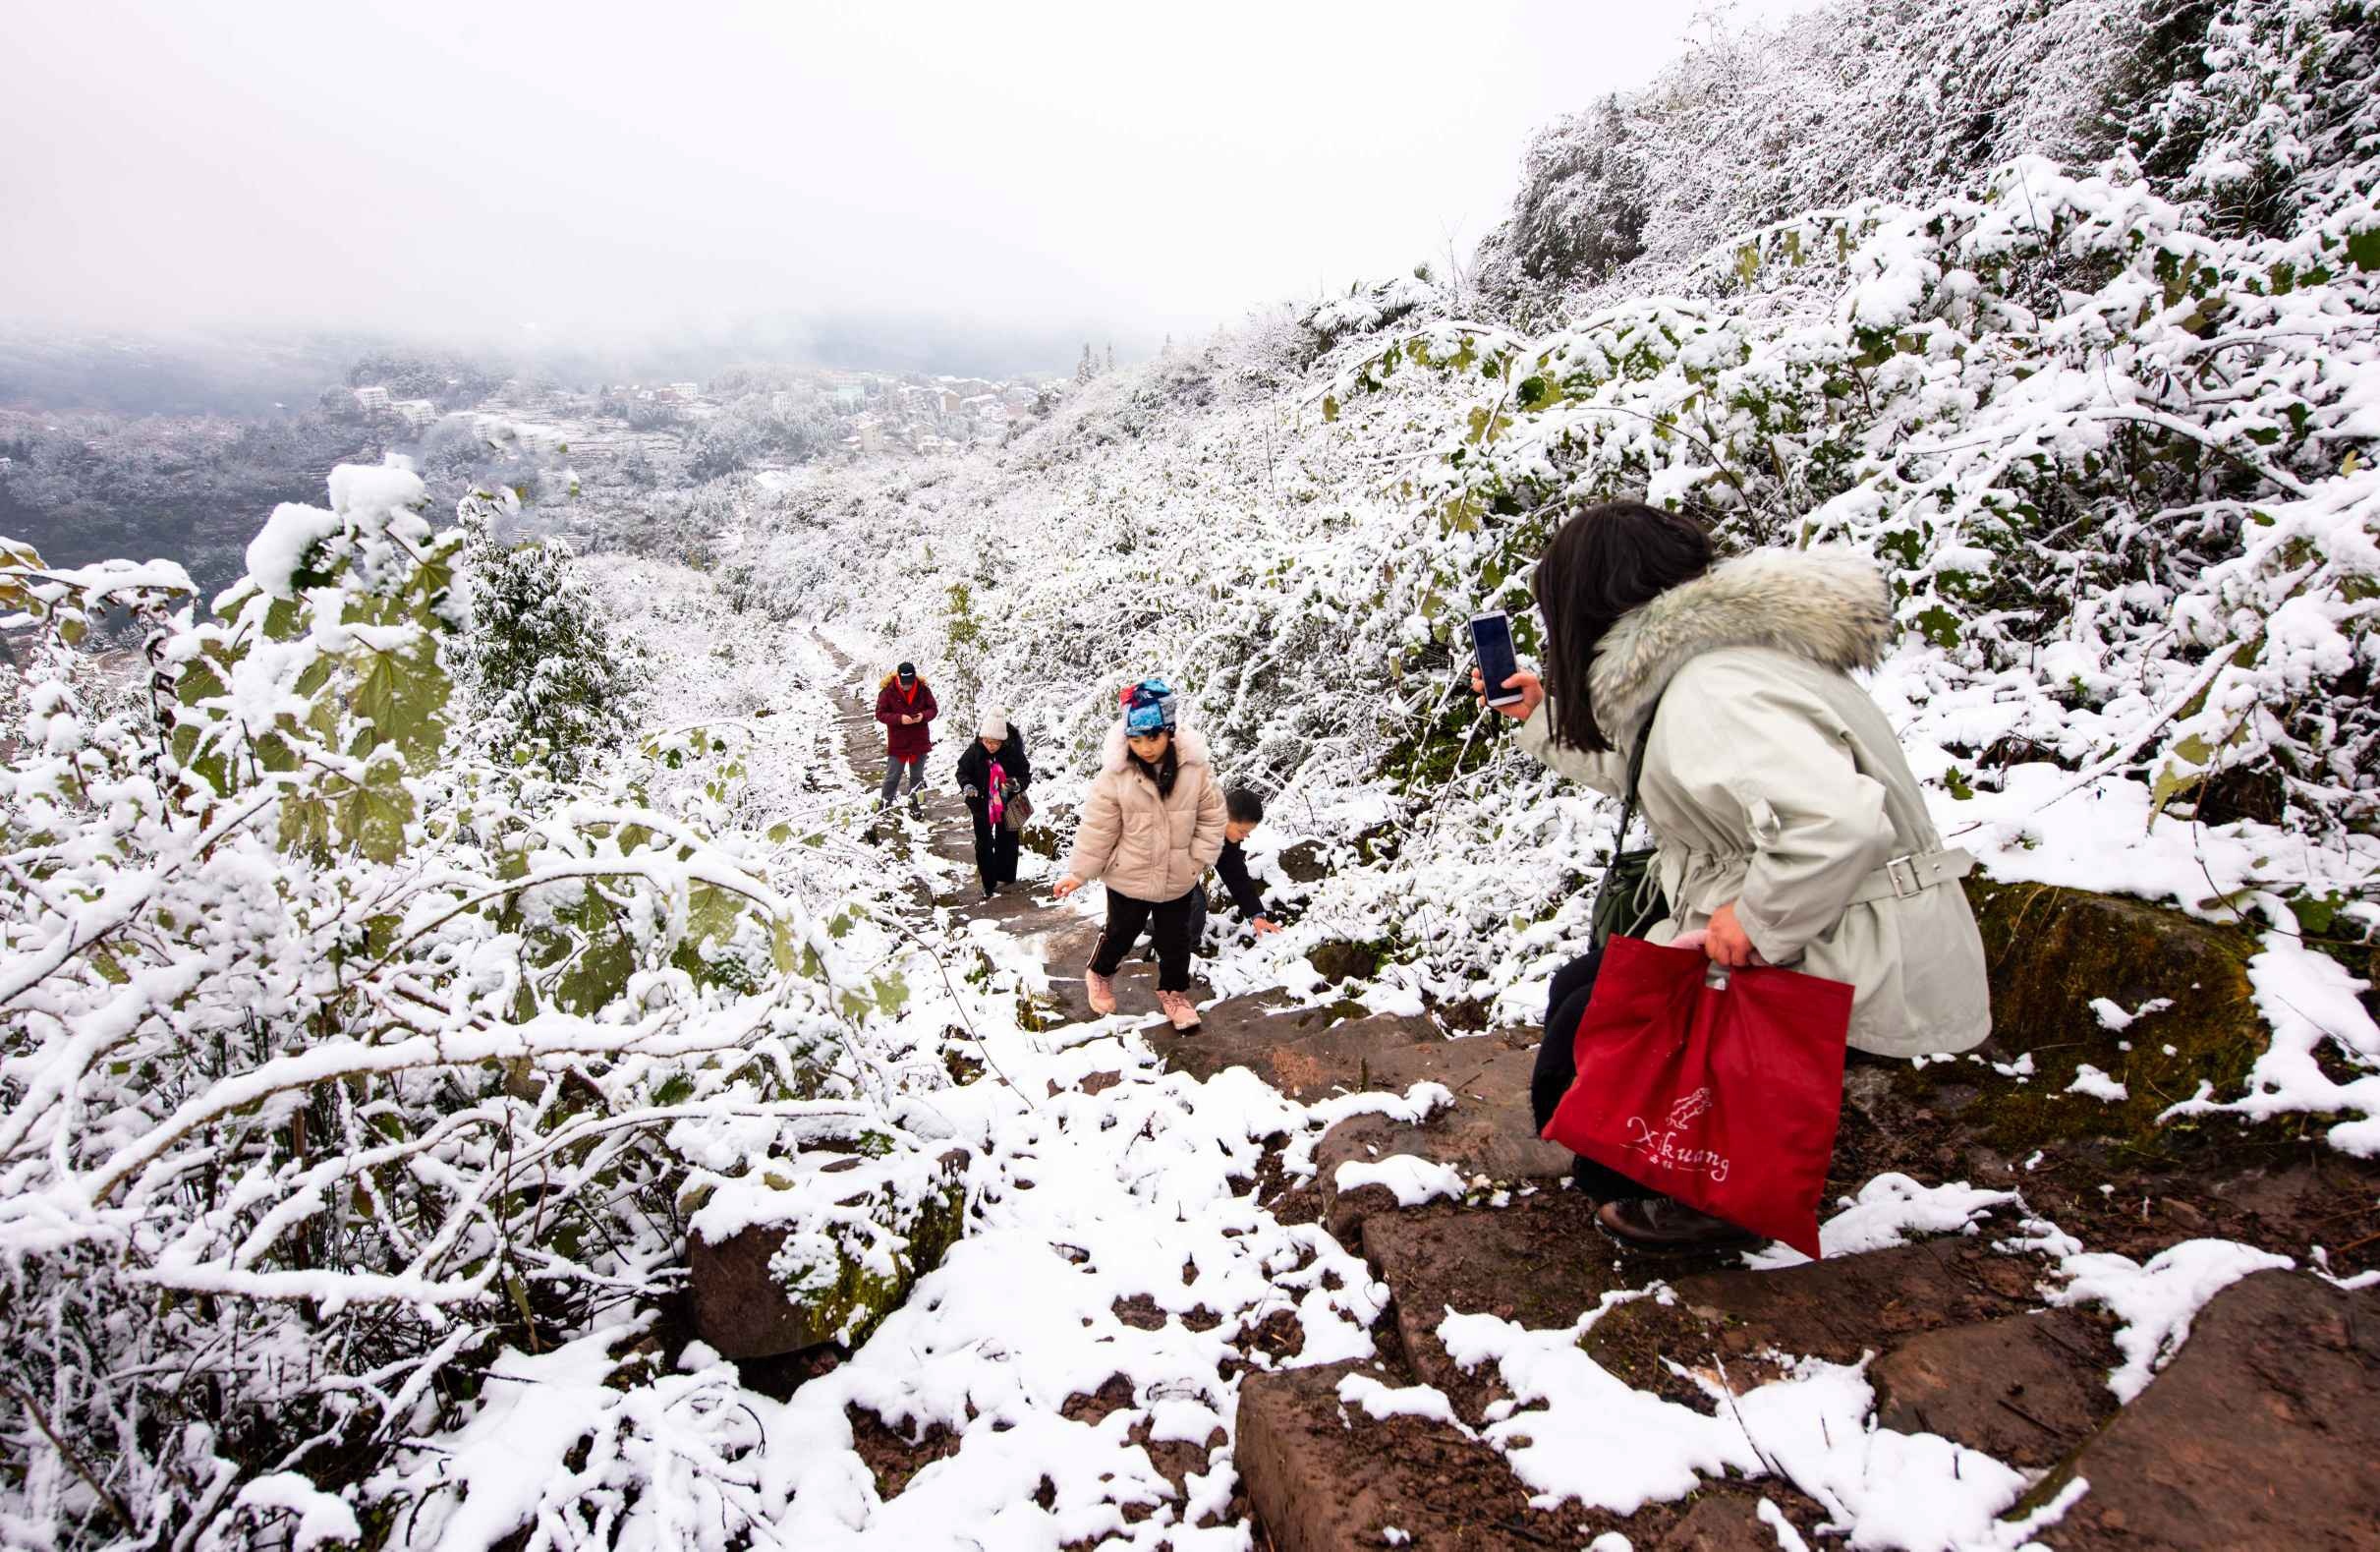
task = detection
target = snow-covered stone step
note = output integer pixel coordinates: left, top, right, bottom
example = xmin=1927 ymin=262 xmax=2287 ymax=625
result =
xmin=1235 ymin=1357 xmax=1553 ymax=1551
xmin=1360 ymin=1192 xmax=1645 ymax=1423
xmin=1312 ymin=1055 xmax=1573 ymax=1244
xmin=1585 ymin=1236 xmax=2063 ymax=1374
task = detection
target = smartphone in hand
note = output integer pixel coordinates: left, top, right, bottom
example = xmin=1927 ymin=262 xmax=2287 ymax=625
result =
xmin=1468 ymin=610 xmax=1524 ymax=707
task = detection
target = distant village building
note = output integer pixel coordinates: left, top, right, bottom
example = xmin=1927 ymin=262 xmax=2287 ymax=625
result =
xmin=353 ymin=385 xmax=391 ymax=411
xmin=832 ymin=384 xmax=868 ymax=412
xmin=392 ymin=399 xmax=439 ymax=431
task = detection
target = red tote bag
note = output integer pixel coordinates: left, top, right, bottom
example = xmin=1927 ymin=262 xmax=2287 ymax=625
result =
xmin=1542 ymin=936 xmax=1854 ymax=1258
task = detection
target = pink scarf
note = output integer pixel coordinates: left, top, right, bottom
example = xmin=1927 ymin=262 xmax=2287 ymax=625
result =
xmin=987 ymin=758 xmax=1007 ymax=828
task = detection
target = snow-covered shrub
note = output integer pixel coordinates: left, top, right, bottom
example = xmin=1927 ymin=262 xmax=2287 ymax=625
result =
xmin=1362 ymin=155 xmax=2380 ymax=834
xmin=1470 ymin=0 xmax=2380 ymax=325
xmin=0 ymin=471 xmax=944 ymax=1545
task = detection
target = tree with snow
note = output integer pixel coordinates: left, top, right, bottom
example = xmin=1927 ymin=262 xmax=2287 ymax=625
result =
xmin=452 ymin=488 xmax=650 ymax=779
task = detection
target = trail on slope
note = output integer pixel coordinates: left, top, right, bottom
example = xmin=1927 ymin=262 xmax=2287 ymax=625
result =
xmin=711 ymin=635 xmax=1398 ymax=1548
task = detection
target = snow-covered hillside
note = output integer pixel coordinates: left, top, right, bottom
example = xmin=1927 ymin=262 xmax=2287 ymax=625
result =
xmin=1470 ymin=0 xmax=2380 ymax=324
xmin=714 ymin=0 xmax=2379 ymax=1153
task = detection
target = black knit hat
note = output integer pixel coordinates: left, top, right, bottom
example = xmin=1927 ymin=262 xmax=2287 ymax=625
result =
xmin=897 ymin=661 xmax=915 ymax=679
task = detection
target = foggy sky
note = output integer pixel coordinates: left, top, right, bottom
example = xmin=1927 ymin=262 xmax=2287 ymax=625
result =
xmin=3 ymin=1 xmax=1825 ymax=366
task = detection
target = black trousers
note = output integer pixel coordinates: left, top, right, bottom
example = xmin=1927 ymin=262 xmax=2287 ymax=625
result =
xmin=1090 ymin=887 xmax=1199 ymax=993
xmin=1148 ymin=888 xmax=1215 ymax=950
xmin=1530 ymin=946 xmax=1650 ymax=1204
xmin=969 ymin=808 xmax=1021 ymax=890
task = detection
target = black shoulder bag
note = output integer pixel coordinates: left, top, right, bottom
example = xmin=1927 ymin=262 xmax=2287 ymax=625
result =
xmin=1585 ymin=701 xmax=1667 ymax=949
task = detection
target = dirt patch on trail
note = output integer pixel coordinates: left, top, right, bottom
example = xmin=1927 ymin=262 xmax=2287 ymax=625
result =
xmin=1244 ymin=1132 xmax=1325 ymax=1226
xmin=846 ymin=1403 xmax=964 ymax=1501
xmin=1576 ymin=1294 xmax=1762 ymax=1418
xmin=1060 ymin=1372 xmax=1137 ymax=1426
xmin=1222 ymin=1307 xmax=1307 ymax=1379
xmin=1110 ymin=1294 xmax=1169 ymax=1332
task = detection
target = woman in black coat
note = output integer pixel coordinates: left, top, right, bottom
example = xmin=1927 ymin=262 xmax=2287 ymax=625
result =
xmin=954 ymin=709 xmax=1031 ymax=898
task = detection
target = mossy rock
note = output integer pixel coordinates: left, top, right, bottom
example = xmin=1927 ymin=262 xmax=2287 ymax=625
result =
xmin=1307 ymin=939 xmax=1389 ymax=985
xmin=1277 ymin=839 xmax=1331 ymax=884
xmin=1932 ymin=877 xmax=2266 ymax=1155
xmin=686 ymin=1146 xmax=969 ymax=1359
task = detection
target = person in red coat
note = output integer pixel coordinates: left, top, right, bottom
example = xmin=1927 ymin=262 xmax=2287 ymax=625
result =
xmin=874 ymin=661 xmax=938 ymax=808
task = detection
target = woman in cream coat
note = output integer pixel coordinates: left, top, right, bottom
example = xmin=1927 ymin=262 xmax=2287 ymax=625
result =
xmin=1480 ymin=500 xmax=1990 ymax=1249
xmin=1053 ymin=678 xmax=1226 ymax=1032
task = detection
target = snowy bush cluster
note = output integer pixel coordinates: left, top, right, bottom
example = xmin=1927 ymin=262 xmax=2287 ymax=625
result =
xmin=1469 ymin=0 xmax=2380 ymax=323
xmin=0 ymin=471 xmax=950 ymax=1544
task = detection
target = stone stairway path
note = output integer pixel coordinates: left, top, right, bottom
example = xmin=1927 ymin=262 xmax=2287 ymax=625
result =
xmin=816 ymin=648 xmax=2378 ymax=1551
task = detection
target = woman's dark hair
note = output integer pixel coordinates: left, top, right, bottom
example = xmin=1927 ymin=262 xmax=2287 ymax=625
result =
xmin=1129 ymin=738 xmax=1181 ymax=799
xmin=1531 ymin=500 xmax=1713 ymax=753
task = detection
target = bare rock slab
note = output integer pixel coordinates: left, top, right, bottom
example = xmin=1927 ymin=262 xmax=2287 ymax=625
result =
xmin=1235 ymin=1358 xmax=1547 ymax=1552
xmin=1150 ymin=1006 xmax=1445 ymax=1100
xmin=1315 ymin=1044 xmax=1573 ymax=1244
xmin=1655 ymin=1493 xmax=1793 ymax=1551
xmin=2035 ymin=1271 xmax=2380 ymax=1550
xmin=1871 ymin=1310 xmax=2114 ymax=1466
xmin=1660 ymin=1237 xmax=2049 ymax=1364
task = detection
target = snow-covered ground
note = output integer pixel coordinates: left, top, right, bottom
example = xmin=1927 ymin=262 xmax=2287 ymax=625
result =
xmin=391 ymin=557 xmax=2360 ymax=1551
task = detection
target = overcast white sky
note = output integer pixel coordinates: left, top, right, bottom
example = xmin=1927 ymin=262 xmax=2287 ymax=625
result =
xmin=2 ymin=0 xmax=1825 ymax=363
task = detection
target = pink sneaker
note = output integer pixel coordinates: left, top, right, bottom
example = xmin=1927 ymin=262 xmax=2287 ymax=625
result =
xmin=1085 ymin=968 xmax=1116 ymax=1016
xmin=1156 ymin=989 xmax=1201 ymax=1033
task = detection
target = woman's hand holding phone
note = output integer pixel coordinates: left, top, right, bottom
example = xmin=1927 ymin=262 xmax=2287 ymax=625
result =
xmin=1470 ymin=666 xmax=1544 ymax=721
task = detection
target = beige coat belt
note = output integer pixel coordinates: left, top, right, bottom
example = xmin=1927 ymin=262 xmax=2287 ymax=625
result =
xmin=1844 ymin=846 xmax=1973 ymax=905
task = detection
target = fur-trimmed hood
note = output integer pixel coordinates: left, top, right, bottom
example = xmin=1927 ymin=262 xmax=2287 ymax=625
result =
xmin=1588 ymin=546 xmax=1892 ymax=740
xmin=1099 ymin=722 xmax=1212 ymax=775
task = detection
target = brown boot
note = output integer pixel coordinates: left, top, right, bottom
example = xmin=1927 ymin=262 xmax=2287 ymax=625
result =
xmin=1156 ymin=989 xmax=1202 ymax=1032
xmin=1085 ymin=969 xmax=1117 ymax=1017
xmin=1595 ymin=1194 xmax=1758 ymax=1251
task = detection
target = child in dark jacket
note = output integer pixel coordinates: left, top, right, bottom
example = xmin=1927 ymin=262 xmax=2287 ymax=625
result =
xmin=1186 ymin=787 xmax=1279 ymax=945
